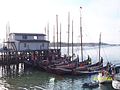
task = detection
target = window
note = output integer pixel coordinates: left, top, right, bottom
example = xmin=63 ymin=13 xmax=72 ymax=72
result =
xmin=42 ymin=43 xmax=44 ymax=47
xmin=24 ymin=43 xmax=27 ymax=47
xmin=22 ymin=35 xmax=27 ymax=39
xmin=11 ymin=35 xmax=14 ymax=40
xmin=34 ymin=36 xmax=38 ymax=40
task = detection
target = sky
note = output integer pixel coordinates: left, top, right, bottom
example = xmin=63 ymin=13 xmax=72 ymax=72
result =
xmin=0 ymin=0 xmax=120 ymax=44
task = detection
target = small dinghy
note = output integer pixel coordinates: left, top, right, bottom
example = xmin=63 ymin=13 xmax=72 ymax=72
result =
xmin=82 ymin=81 xmax=99 ymax=88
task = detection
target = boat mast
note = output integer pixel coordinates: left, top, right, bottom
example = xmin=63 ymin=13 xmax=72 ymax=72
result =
xmin=80 ymin=7 xmax=83 ymax=62
xmin=99 ymin=33 xmax=101 ymax=62
xmin=56 ymin=15 xmax=58 ymax=50
xmin=47 ymin=23 xmax=49 ymax=50
xmin=6 ymin=22 xmax=10 ymax=49
xmin=68 ymin=12 xmax=70 ymax=56
xmin=53 ymin=25 xmax=55 ymax=49
xmin=47 ymin=23 xmax=49 ymax=41
xmin=44 ymin=26 xmax=46 ymax=35
xmin=72 ymin=20 xmax=74 ymax=61
xmin=60 ymin=23 xmax=61 ymax=51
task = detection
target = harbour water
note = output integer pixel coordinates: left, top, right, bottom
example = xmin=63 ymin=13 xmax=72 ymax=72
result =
xmin=0 ymin=45 xmax=120 ymax=90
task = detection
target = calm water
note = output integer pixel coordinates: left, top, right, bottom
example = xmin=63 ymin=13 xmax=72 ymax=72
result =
xmin=0 ymin=45 xmax=120 ymax=90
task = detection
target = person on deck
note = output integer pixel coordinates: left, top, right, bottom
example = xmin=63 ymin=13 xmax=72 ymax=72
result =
xmin=87 ymin=55 xmax=91 ymax=64
xmin=100 ymin=57 xmax=103 ymax=63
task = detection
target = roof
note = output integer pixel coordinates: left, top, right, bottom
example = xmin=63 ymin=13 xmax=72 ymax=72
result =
xmin=17 ymin=40 xmax=50 ymax=43
xmin=9 ymin=33 xmax=46 ymax=36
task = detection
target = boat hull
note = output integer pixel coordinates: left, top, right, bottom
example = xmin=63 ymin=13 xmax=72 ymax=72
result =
xmin=73 ymin=70 xmax=98 ymax=76
xmin=97 ymin=73 xmax=112 ymax=84
xmin=47 ymin=66 xmax=72 ymax=75
xmin=112 ymin=80 xmax=120 ymax=90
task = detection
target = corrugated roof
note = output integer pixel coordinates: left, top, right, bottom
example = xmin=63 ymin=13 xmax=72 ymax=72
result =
xmin=9 ymin=33 xmax=46 ymax=36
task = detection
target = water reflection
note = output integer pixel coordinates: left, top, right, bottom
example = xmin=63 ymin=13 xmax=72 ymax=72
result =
xmin=0 ymin=63 xmax=24 ymax=78
xmin=0 ymin=63 xmax=116 ymax=90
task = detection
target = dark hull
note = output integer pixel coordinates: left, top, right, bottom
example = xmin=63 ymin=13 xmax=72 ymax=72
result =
xmin=75 ymin=61 xmax=103 ymax=71
xmin=73 ymin=70 xmax=99 ymax=76
xmin=47 ymin=66 xmax=72 ymax=75
xmin=73 ymin=61 xmax=103 ymax=75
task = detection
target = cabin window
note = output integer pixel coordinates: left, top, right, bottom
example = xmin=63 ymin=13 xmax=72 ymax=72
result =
xmin=11 ymin=35 xmax=14 ymax=40
xmin=22 ymin=35 xmax=27 ymax=39
xmin=34 ymin=36 xmax=38 ymax=40
xmin=42 ymin=43 xmax=44 ymax=47
xmin=40 ymin=45 xmax=41 ymax=49
xmin=27 ymin=45 xmax=29 ymax=49
xmin=24 ymin=43 xmax=27 ymax=47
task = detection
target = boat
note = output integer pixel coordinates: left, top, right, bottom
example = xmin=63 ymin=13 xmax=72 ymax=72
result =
xmin=95 ymin=33 xmax=114 ymax=84
xmin=72 ymin=13 xmax=104 ymax=75
xmin=73 ymin=64 xmax=103 ymax=75
xmin=98 ymin=63 xmax=120 ymax=84
xmin=44 ymin=11 xmax=92 ymax=75
xmin=112 ymin=73 xmax=120 ymax=90
xmin=112 ymin=64 xmax=120 ymax=89
xmin=54 ymin=56 xmax=91 ymax=69
xmin=97 ymin=70 xmax=113 ymax=84
xmin=47 ymin=65 xmax=72 ymax=75
xmin=73 ymin=70 xmax=99 ymax=76
xmin=82 ymin=81 xmax=99 ymax=88
xmin=75 ymin=57 xmax=103 ymax=71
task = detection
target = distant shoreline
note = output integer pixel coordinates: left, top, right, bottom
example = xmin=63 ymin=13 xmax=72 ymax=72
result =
xmin=49 ymin=42 xmax=119 ymax=47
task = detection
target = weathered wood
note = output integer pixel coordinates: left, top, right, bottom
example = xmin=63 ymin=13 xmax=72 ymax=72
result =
xmin=0 ymin=49 xmax=60 ymax=66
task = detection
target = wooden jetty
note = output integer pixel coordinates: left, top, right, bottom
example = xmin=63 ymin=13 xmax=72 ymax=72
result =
xmin=0 ymin=49 xmax=61 ymax=65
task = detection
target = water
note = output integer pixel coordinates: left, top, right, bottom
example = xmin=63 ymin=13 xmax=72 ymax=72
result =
xmin=0 ymin=46 xmax=120 ymax=90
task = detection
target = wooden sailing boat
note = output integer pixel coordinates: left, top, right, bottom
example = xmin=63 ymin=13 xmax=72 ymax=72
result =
xmin=46 ymin=11 xmax=88 ymax=75
xmin=78 ymin=7 xmax=92 ymax=66
xmin=53 ymin=11 xmax=90 ymax=70
xmin=97 ymin=33 xmax=112 ymax=84
xmin=72 ymin=7 xmax=92 ymax=71
xmin=73 ymin=7 xmax=104 ymax=75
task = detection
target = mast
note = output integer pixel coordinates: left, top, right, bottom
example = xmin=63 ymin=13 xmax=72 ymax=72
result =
xmin=80 ymin=7 xmax=83 ymax=62
xmin=47 ymin=23 xmax=49 ymax=41
xmin=68 ymin=12 xmax=70 ymax=56
xmin=72 ymin=20 xmax=74 ymax=61
xmin=60 ymin=23 xmax=61 ymax=51
xmin=44 ymin=26 xmax=46 ymax=36
xmin=6 ymin=22 xmax=10 ymax=48
xmin=99 ymin=33 xmax=101 ymax=62
xmin=47 ymin=23 xmax=49 ymax=50
xmin=53 ymin=25 xmax=55 ymax=49
xmin=56 ymin=15 xmax=58 ymax=50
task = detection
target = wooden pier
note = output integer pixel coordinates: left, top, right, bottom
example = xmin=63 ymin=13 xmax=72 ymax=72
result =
xmin=0 ymin=49 xmax=61 ymax=65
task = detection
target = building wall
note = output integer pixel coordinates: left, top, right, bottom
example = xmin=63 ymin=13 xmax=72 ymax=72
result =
xmin=15 ymin=35 xmax=45 ymax=41
xmin=19 ymin=42 xmax=49 ymax=50
xmin=8 ymin=33 xmax=49 ymax=51
xmin=9 ymin=33 xmax=46 ymax=41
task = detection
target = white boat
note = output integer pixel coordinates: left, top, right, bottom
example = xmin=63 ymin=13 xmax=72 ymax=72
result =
xmin=97 ymin=70 xmax=112 ymax=84
xmin=112 ymin=73 xmax=120 ymax=89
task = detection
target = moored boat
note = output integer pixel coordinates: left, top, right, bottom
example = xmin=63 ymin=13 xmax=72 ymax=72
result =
xmin=47 ymin=65 xmax=72 ymax=75
xmin=112 ymin=73 xmax=120 ymax=90
xmin=112 ymin=65 xmax=120 ymax=89
xmin=73 ymin=70 xmax=99 ymax=76
xmin=97 ymin=70 xmax=113 ymax=84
